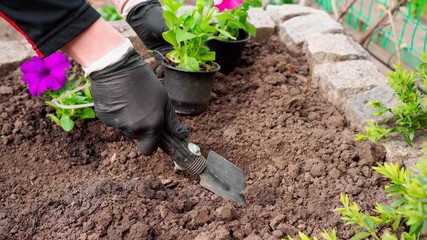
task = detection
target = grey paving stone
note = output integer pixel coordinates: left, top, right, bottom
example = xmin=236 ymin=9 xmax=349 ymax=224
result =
xmin=265 ymin=4 xmax=324 ymax=25
xmin=381 ymin=131 xmax=426 ymax=174
xmin=345 ymin=85 xmax=396 ymax=131
xmin=248 ymin=8 xmax=275 ymax=43
xmin=0 ymin=41 xmax=33 ymax=76
xmin=278 ymin=12 xmax=343 ymax=53
xmin=303 ymin=33 xmax=369 ymax=69
xmin=312 ymin=60 xmax=388 ymax=108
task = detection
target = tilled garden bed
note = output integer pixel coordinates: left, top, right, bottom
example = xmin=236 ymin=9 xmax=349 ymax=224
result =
xmin=0 ymin=36 xmax=388 ymax=239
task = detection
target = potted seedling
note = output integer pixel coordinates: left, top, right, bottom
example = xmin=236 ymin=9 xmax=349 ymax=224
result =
xmin=161 ymin=0 xmax=222 ymax=115
xmin=206 ymin=0 xmax=262 ymax=74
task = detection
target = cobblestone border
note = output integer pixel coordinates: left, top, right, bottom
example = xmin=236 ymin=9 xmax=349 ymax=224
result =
xmin=262 ymin=4 xmax=424 ymax=172
xmin=0 ymin=8 xmax=423 ymax=171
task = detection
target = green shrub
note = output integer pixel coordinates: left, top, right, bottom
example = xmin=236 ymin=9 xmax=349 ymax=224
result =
xmin=285 ymin=157 xmax=427 ymax=240
xmin=356 ymin=53 xmax=427 ymax=146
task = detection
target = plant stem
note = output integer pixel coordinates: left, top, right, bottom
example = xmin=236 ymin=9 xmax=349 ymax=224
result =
xmin=51 ymin=83 xmax=94 ymax=109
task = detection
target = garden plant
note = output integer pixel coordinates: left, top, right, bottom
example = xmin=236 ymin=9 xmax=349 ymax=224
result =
xmin=161 ymin=0 xmax=220 ymax=71
xmin=213 ymin=0 xmax=262 ymax=40
xmin=356 ymin=53 xmax=427 ymax=146
xmin=20 ymin=52 xmax=95 ymax=131
xmin=287 ymin=157 xmax=427 ymax=240
xmin=160 ymin=0 xmax=258 ymax=71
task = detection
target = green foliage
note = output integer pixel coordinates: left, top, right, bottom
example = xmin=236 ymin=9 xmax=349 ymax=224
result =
xmin=356 ymin=53 xmax=427 ymax=146
xmin=161 ymin=0 xmax=219 ymax=71
xmin=98 ymin=5 xmax=123 ymax=21
xmin=44 ymin=74 xmax=95 ymax=132
xmin=213 ymin=0 xmax=262 ymax=40
xmin=265 ymin=0 xmax=298 ymax=5
xmin=409 ymin=0 xmax=427 ymax=20
xmin=284 ymin=158 xmax=427 ymax=240
xmin=111 ymin=172 xmax=117 ymax=181
xmin=286 ymin=230 xmax=339 ymax=240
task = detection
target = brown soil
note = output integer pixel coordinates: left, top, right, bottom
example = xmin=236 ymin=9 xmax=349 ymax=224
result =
xmin=0 ymin=36 xmax=388 ymax=239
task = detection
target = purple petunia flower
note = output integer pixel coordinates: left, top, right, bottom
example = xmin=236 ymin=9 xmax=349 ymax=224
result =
xmin=214 ymin=0 xmax=243 ymax=12
xmin=20 ymin=52 xmax=70 ymax=96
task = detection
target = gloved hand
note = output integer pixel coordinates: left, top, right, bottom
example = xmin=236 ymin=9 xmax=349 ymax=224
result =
xmin=126 ymin=0 xmax=172 ymax=62
xmin=89 ymin=48 xmax=189 ymax=155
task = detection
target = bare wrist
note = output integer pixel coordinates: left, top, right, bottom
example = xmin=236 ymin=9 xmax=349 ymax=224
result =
xmin=61 ymin=18 xmax=126 ymax=68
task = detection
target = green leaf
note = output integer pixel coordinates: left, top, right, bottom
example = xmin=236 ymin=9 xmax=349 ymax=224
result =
xmin=244 ymin=0 xmax=263 ymax=7
xmin=244 ymin=21 xmax=257 ymax=37
xmin=80 ymin=108 xmax=95 ymax=120
xmin=391 ymin=197 xmax=406 ymax=208
xmin=421 ymin=220 xmax=427 ymax=233
xmin=350 ymin=231 xmax=371 ymax=240
xmin=98 ymin=5 xmax=123 ymax=21
xmin=161 ymin=0 xmax=183 ymax=13
xmin=46 ymin=114 xmax=61 ymax=126
xmin=216 ymin=28 xmax=236 ymax=40
xmin=391 ymin=217 xmax=401 ymax=230
xmin=362 ymin=216 xmax=375 ymax=232
xmin=84 ymin=89 xmax=92 ymax=101
xmin=162 ymin=30 xmax=178 ymax=47
xmin=70 ymin=76 xmax=82 ymax=90
xmin=297 ymin=232 xmax=314 ymax=240
xmin=163 ymin=10 xmax=180 ymax=30
xmin=320 ymin=229 xmax=339 ymax=240
xmin=179 ymin=55 xmax=200 ymax=71
xmin=381 ymin=231 xmax=398 ymax=240
xmin=175 ymin=28 xmax=198 ymax=43
xmin=409 ymin=128 xmax=415 ymax=141
xmin=196 ymin=0 xmax=205 ymax=12
xmin=355 ymin=133 xmax=368 ymax=141
xmin=408 ymin=221 xmax=422 ymax=235
xmin=60 ymin=115 xmax=74 ymax=132
xmin=196 ymin=47 xmax=216 ymax=62
xmin=403 ymin=133 xmax=414 ymax=146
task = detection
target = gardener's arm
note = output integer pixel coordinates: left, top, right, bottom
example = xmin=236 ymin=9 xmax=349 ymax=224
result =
xmin=0 ymin=0 xmax=189 ymax=155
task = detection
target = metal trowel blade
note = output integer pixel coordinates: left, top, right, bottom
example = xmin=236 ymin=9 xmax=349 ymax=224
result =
xmin=199 ymin=151 xmax=247 ymax=205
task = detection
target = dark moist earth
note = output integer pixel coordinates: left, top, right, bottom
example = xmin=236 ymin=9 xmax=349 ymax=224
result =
xmin=0 ymin=36 xmax=388 ymax=240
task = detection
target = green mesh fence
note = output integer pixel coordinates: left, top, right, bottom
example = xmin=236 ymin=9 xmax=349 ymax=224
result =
xmin=315 ymin=0 xmax=427 ymax=69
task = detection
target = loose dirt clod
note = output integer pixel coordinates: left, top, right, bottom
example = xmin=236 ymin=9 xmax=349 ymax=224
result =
xmin=0 ymin=36 xmax=387 ymax=239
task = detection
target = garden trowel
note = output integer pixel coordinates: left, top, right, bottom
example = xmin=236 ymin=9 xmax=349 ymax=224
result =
xmin=160 ymin=131 xmax=247 ymax=205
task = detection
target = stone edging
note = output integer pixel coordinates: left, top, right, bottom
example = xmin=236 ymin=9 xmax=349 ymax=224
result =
xmin=259 ymin=4 xmax=424 ymax=172
xmin=0 ymin=7 xmax=422 ymax=171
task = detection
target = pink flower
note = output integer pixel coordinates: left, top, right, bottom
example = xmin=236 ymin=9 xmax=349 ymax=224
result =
xmin=20 ymin=52 xmax=70 ymax=96
xmin=214 ymin=0 xmax=243 ymax=12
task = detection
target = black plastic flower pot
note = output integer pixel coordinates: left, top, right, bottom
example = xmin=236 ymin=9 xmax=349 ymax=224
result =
xmin=162 ymin=61 xmax=220 ymax=115
xmin=206 ymin=30 xmax=250 ymax=74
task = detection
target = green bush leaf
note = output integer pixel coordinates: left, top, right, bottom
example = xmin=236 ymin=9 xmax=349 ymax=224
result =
xmin=356 ymin=55 xmax=427 ymax=145
xmin=350 ymin=231 xmax=371 ymax=240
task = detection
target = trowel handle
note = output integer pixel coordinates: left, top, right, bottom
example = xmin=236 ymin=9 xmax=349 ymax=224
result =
xmin=160 ymin=131 xmax=205 ymax=174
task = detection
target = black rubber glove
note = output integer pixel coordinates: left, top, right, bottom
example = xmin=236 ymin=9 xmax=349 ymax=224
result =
xmin=126 ymin=0 xmax=172 ymax=61
xmin=89 ymin=49 xmax=189 ymax=156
